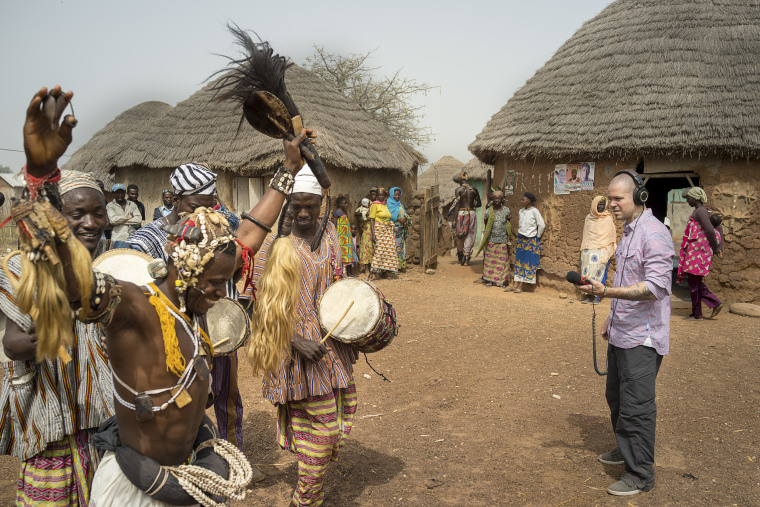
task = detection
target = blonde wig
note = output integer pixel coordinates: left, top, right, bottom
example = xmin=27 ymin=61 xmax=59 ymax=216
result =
xmin=248 ymin=235 xmax=301 ymax=376
xmin=7 ymin=198 xmax=93 ymax=362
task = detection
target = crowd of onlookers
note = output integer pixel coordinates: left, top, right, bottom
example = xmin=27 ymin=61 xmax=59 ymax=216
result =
xmin=93 ymin=182 xmax=413 ymax=281
xmin=335 ymin=186 xmax=410 ymax=280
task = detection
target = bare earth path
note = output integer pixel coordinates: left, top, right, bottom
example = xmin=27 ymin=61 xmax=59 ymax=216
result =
xmin=1 ymin=254 xmax=758 ymax=505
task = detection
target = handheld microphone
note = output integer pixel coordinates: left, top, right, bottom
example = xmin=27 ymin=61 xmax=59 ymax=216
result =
xmin=566 ymin=271 xmax=592 ymax=285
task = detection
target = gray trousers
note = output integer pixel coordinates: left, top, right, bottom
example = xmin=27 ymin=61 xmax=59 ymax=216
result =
xmin=606 ymin=344 xmax=663 ymax=485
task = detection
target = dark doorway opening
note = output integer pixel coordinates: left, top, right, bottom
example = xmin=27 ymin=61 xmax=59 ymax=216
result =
xmin=644 ymin=175 xmax=699 ymax=223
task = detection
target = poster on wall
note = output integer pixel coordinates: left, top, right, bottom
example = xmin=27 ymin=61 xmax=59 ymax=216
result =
xmin=504 ymin=170 xmax=515 ymax=195
xmin=580 ymin=162 xmax=595 ymax=191
xmin=565 ymin=163 xmax=582 ymax=191
xmin=554 ymin=164 xmax=569 ymax=194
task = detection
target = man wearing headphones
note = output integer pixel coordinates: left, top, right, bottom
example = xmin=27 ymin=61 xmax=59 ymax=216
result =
xmin=576 ymin=166 xmax=674 ymax=496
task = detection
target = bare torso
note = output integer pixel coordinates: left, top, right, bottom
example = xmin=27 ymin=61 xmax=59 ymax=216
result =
xmin=106 ymin=281 xmax=209 ymax=466
xmin=454 ymin=184 xmax=480 ymax=212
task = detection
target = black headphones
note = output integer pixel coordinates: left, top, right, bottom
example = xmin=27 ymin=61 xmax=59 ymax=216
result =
xmin=613 ymin=169 xmax=648 ymax=206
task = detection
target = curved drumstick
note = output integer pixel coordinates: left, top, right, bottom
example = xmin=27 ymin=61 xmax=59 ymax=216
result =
xmin=319 ymin=300 xmax=354 ymax=344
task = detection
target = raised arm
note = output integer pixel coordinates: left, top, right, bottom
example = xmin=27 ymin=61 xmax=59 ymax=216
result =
xmin=235 ymin=130 xmax=313 ymax=254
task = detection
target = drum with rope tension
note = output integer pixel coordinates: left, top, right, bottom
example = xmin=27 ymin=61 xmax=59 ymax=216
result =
xmin=318 ymin=278 xmax=398 ymax=353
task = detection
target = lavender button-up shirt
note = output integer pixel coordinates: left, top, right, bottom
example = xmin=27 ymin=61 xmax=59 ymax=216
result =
xmin=607 ymin=209 xmax=675 ymax=355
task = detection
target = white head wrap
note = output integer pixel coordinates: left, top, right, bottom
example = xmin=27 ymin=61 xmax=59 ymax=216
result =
xmin=292 ymin=163 xmax=322 ymax=196
xmin=170 ymin=162 xmax=217 ymax=196
xmin=361 ymin=198 xmax=370 ymax=207
xmin=59 ymin=170 xmax=103 ymax=196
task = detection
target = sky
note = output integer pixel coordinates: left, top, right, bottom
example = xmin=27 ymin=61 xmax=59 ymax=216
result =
xmin=0 ymin=0 xmax=614 ymax=175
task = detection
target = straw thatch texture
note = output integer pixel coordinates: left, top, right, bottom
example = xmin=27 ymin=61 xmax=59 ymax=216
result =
xmin=63 ymin=101 xmax=172 ymax=180
xmin=469 ymin=0 xmax=760 ymax=162
xmin=417 ymin=156 xmax=464 ymax=200
xmin=462 ymin=157 xmax=492 ymax=182
xmin=96 ymin=65 xmax=424 ymax=178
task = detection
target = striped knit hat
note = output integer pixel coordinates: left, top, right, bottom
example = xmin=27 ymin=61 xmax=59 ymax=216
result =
xmin=59 ymin=170 xmax=103 ymax=196
xmin=170 ymin=162 xmax=217 ymax=196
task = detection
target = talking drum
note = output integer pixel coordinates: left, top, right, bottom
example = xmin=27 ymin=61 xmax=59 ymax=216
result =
xmin=206 ymin=297 xmax=250 ymax=355
xmin=92 ymin=249 xmax=155 ymax=286
xmin=318 ymin=278 xmax=398 ymax=353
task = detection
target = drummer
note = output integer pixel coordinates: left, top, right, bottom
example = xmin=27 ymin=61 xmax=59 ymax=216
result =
xmin=17 ymin=84 xmax=314 ymax=505
xmin=124 ymin=162 xmax=247 ymax=455
xmin=253 ymin=165 xmax=358 ymax=506
xmin=0 ymin=170 xmax=113 ymax=505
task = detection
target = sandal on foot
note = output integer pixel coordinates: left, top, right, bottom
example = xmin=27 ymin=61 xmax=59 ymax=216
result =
xmin=514 ymin=289 xmax=522 ymax=294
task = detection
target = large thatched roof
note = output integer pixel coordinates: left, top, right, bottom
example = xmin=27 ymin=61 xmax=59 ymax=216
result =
xmin=470 ymin=0 xmax=760 ymax=162
xmin=66 ymin=65 xmax=425 ymax=181
xmin=462 ymin=157 xmax=492 ymax=182
xmin=64 ymin=101 xmax=172 ymax=176
xmin=417 ymin=156 xmax=464 ymax=200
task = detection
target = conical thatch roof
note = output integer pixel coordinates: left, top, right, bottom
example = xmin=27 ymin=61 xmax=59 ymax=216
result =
xmin=417 ymin=156 xmax=464 ymax=200
xmin=462 ymin=157 xmax=492 ymax=182
xmin=69 ymin=65 xmax=425 ymax=181
xmin=63 ymin=101 xmax=172 ymax=178
xmin=470 ymin=0 xmax=760 ymax=162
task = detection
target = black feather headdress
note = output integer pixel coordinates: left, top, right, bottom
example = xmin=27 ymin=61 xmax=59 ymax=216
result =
xmin=210 ymin=24 xmax=331 ymax=250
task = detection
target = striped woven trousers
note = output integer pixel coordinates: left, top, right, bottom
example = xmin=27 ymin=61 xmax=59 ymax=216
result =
xmin=278 ymin=382 xmax=358 ymax=506
xmin=17 ymin=430 xmax=93 ymax=506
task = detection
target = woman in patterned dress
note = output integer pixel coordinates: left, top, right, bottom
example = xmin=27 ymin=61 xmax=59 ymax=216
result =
xmin=355 ymin=198 xmax=373 ymax=276
xmin=506 ymin=192 xmax=545 ymax=293
xmin=369 ymin=188 xmax=398 ymax=279
xmin=475 ymin=190 xmax=511 ymax=287
xmin=579 ymin=196 xmax=617 ymax=303
xmin=387 ymin=187 xmax=411 ymax=272
xmin=332 ymin=195 xmax=356 ymax=276
xmin=677 ymin=187 xmax=723 ymax=320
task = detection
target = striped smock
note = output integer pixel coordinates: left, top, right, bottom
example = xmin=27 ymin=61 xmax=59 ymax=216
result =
xmin=0 ymin=256 xmax=114 ymax=461
xmin=253 ymin=222 xmax=358 ymax=405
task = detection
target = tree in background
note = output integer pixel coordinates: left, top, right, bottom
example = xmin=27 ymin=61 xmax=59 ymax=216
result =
xmin=0 ymin=165 xmax=12 ymax=174
xmin=304 ymin=46 xmax=437 ymax=147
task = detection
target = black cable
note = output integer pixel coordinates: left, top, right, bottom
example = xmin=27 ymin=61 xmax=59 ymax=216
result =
xmin=364 ymin=353 xmax=391 ymax=382
xmin=591 ymin=284 xmax=607 ymax=376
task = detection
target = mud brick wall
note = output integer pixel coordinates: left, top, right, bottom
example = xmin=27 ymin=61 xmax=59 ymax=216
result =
xmin=489 ymin=157 xmax=760 ymax=303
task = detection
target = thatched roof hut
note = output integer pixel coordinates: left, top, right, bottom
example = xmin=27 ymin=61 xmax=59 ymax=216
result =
xmin=462 ymin=157 xmax=492 ymax=183
xmin=468 ymin=0 xmax=760 ymax=303
xmin=469 ymin=0 xmax=760 ymax=163
xmin=68 ymin=65 xmax=424 ymax=181
xmin=417 ymin=156 xmax=464 ymax=201
xmin=64 ymin=101 xmax=173 ymax=180
xmin=66 ymin=64 xmax=425 ymax=218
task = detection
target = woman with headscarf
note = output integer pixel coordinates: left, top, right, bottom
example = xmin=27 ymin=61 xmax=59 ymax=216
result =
xmin=369 ymin=188 xmax=398 ymax=278
xmin=677 ymin=187 xmax=722 ymax=319
xmin=506 ymin=192 xmax=545 ymax=293
xmin=355 ymin=198 xmax=373 ymax=276
xmin=387 ymin=187 xmax=411 ymax=271
xmin=475 ymin=189 xmax=511 ymax=287
xmin=579 ymin=196 xmax=617 ymax=303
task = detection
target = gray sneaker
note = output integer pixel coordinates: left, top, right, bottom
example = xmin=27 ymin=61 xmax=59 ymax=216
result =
xmin=607 ymin=473 xmax=654 ymax=496
xmin=598 ymin=448 xmax=624 ymax=465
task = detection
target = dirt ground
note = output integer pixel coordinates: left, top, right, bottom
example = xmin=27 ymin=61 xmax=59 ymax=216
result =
xmin=0 ymin=253 xmax=758 ymax=506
